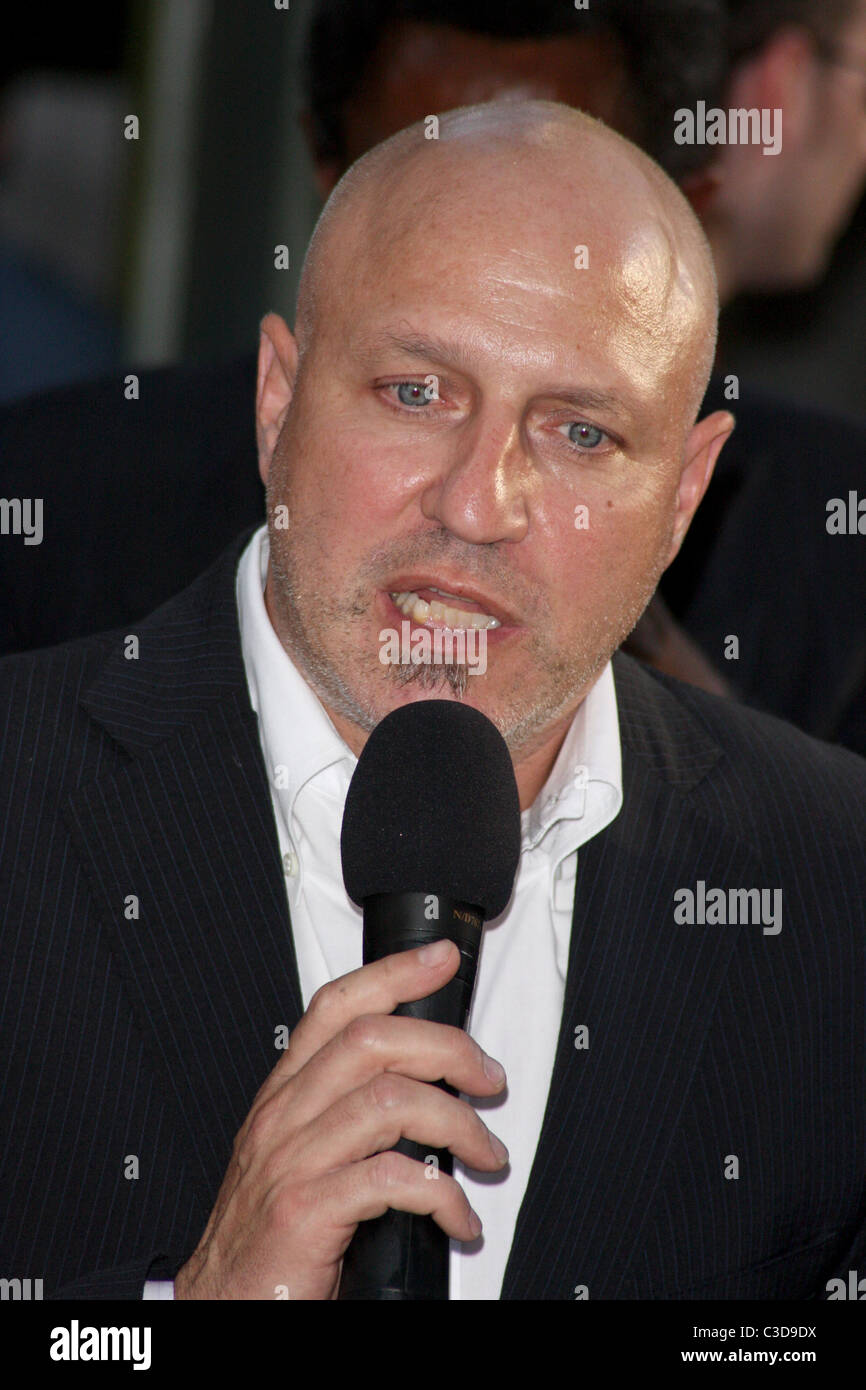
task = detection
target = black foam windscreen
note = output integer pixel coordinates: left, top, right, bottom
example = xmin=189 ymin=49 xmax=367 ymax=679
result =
xmin=341 ymin=700 xmax=521 ymax=921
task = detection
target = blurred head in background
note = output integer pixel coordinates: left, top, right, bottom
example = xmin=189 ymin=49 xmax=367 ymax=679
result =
xmin=301 ymin=0 xmax=866 ymax=302
xmin=302 ymin=1 xmax=726 ymax=194
xmin=706 ymin=0 xmax=866 ymax=295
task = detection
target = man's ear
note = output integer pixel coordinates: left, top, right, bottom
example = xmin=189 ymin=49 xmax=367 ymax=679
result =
xmin=256 ymin=312 xmax=300 ymax=486
xmin=665 ymin=409 xmax=736 ymax=566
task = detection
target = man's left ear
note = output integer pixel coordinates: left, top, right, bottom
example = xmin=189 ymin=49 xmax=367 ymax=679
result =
xmin=666 ymin=409 xmax=736 ymax=565
xmin=256 ymin=312 xmax=300 ymax=485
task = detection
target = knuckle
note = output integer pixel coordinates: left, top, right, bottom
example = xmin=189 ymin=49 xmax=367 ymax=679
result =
xmin=369 ymin=1149 xmax=406 ymax=1189
xmin=270 ymin=1182 xmax=307 ymax=1232
xmin=245 ymin=1098 xmax=277 ymax=1151
xmin=232 ymin=1116 xmax=256 ymax=1165
xmin=232 ymin=1134 xmax=253 ymax=1177
xmin=307 ymin=979 xmax=340 ymax=1022
xmin=367 ymin=1070 xmax=407 ymax=1113
xmin=441 ymin=1021 xmax=475 ymax=1063
xmin=342 ymin=1013 xmax=384 ymax=1054
xmin=258 ymin=1138 xmax=295 ymax=1189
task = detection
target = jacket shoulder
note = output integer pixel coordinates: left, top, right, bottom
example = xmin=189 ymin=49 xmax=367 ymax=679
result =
xmin=614 ymin=651 xmax=866 ymax=816
xmin=0 ymin=629 xmax=122 ymax=786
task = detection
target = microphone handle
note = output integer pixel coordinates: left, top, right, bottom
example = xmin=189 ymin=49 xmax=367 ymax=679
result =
xmin=336 ymin=892 xmax=484 ymax=1301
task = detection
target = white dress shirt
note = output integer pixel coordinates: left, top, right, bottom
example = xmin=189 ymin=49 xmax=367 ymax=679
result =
xmin=144 ymin=524 xmax=622 ymax=1300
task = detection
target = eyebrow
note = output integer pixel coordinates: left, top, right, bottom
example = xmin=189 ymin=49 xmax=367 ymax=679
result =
xmin=354 ymin=329 xmax=477 ymax=371
xmin=353 ymin=328 xmax=632 ymax=417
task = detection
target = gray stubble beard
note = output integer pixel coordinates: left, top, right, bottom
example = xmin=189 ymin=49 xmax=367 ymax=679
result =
xmin=265 ymin=511 xmax=667 ymax=756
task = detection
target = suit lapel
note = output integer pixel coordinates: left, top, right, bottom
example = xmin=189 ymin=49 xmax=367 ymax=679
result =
xmin=501 ymin=657 xmax=762 ymax=1299
xmin=62 ymin=530 xmax=304 ymax=1207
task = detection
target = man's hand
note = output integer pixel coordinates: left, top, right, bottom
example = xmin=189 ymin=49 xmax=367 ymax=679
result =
xmin=174 ymin=940 xmax=507 ymax=1300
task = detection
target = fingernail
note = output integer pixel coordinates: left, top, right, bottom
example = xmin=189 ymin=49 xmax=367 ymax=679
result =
xmin=489 ymin=1133 xmax=509 ymax=1164
xmin=418 ymin=939 xmax=452 ymax=966
xmin=483 ymin=1054 xmax=506 ymax=1086
xmin=468 ymin=1209 xmax=482 ymax=1237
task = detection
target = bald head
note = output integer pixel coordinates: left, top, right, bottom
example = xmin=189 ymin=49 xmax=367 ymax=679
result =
xmin=295 ymin=99 xmax=719 ymax=421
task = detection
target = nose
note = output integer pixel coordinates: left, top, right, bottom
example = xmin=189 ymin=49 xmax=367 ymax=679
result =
xmin=419 ymin=412 xmax=532 ymax=545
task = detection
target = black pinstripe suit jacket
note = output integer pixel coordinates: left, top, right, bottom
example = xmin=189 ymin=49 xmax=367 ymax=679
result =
xmin=2 ymin=527 xmax=865 ymax=1300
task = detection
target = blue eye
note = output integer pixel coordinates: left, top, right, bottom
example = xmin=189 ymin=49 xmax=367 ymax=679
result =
xmin=567 ymin=422 xmax=605 ymax=448
xmin=395 ymin=381 xmax=430 ymax=407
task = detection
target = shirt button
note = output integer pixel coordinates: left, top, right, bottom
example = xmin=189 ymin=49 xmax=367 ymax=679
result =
xmin=283 ymin=850 xmax=299 ymax=877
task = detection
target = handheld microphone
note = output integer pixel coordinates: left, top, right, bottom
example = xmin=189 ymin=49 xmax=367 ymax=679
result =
xmin=338 ymin=698 xmax=521 ymax=1300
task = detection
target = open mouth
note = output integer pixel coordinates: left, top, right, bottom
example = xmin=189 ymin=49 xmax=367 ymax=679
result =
xmin=389 ymin=586 xmax=501 ymax=630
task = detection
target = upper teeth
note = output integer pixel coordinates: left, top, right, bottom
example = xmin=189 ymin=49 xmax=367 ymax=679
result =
xmin=390 ymin=589 xmax=501 ymax=629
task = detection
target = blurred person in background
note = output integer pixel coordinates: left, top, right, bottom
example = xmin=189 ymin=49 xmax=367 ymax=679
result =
xmin=705 ymin=0 xmax=866 ymax=298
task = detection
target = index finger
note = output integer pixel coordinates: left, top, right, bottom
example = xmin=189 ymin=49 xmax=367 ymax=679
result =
xmin=254 ymin=939 xmax=461 ymax=1102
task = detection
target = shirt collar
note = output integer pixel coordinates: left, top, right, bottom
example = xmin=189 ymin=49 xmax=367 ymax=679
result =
xmin=520 ymin=659 xmax=622 ymax=852
xmin=237 ymin=526 xmax=356 ymax=823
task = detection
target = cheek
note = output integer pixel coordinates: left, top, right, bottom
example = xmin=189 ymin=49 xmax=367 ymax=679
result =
xmin=541 ymin=482 xmax=674 ymax=609
xmin=283 ymin=405 xmax=433 ymax=525
xmin=548 ymin=462 xmax=674 ymax=541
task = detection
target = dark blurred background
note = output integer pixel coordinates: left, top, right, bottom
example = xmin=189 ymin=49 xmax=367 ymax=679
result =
xmin=719 ymin=195 xmax=866 ymax=418
xmin=0 ymin=0 xmax=318 ymax=401
xmin=1 ymin=0 xmax=864 ymax=417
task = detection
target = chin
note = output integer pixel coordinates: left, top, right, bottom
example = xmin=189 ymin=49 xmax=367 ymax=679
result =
xmin=375 ymin=669 xmax=507 ymax=725
xmin=382 ymin=670 xmax=485 ymax=706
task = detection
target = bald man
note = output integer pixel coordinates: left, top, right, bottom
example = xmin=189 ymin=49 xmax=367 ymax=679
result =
xmin=254 ymin=101 xmax=728 ymax=795
xmin=2 ymin=101 xmax=865 ymax=1303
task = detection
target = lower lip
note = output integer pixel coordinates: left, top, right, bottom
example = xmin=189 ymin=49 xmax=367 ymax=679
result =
xmin=379 ymin=591 xmax=518 ymax=643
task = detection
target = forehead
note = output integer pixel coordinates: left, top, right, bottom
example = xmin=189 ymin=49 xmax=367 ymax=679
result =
xmin=329 ymin=175 xmax=688 ymax=405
